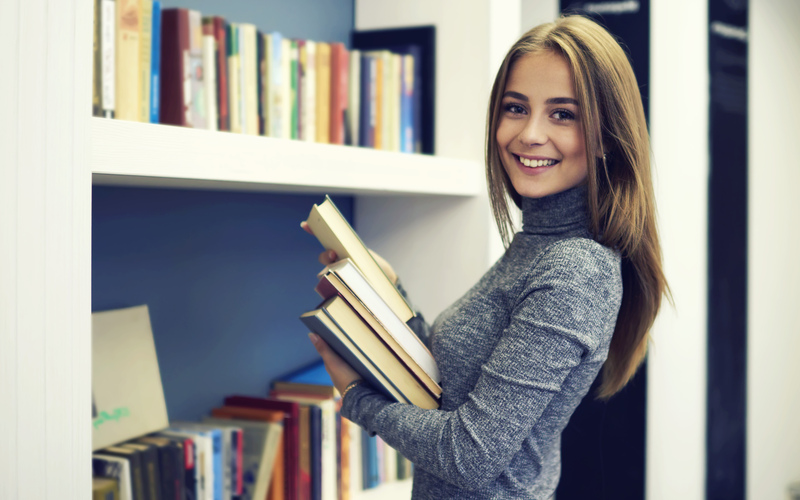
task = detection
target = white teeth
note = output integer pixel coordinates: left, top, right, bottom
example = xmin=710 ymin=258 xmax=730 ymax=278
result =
xmin=518 ymin=156 xmax=556 ymax=168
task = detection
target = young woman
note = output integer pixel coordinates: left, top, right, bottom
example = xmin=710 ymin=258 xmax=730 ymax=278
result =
xmin=304 ymin=14 xmax=668 ymax=499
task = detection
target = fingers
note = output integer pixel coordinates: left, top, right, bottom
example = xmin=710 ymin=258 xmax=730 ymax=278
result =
xmin=300 ymin=221 xmax=314 ymax=235
xmin=318 ymin=249 xmax=337 ymax=266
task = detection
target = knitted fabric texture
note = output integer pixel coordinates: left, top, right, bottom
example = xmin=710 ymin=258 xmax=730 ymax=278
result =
xmin=340 ymin=185 xmax=623 ymax=499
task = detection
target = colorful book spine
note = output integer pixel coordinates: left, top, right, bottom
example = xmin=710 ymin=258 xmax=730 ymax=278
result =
xmin=302 ymin=40 xmax=317 ymax=142
xmin=201 ymin=22 xmax=218 ymax=131
xmin=115 ymin=0 xmax=141 ymax=121
xmin=290 ymin=40 xmax=299 ymax=140
xmin=315 ymin=42 xmax=331 ymax=143
xmin=149 ymin=1 xmax=161 ymax=123
xmin=227 ymin=23 xmax=241 ymax=133
xmin=212 ymin=17 xmax=229 ymax=131
xmin=267 ymin=32 xmax=283 ymax=138
xmin=328 ymin=43 xmax=349 ymax=145
xmin=257 ymin=31 xmax=266 ymax=136
xmin=280 ymin=37 xmax=292 ymax=140
xmin=346 ymin=49 xmax=360 ymax=146
xmin=139 ymin=0 xmax=153 ymax=123
xmin=400 ymin=54 xmax=414 ymax=153
xmin=187 ymin=9 xmax=206 ymax=129
xmin=158 ymin=8 xmax=190 ymax=126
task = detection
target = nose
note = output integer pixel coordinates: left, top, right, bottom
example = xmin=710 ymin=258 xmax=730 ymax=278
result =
xmin=517 ymin=115 xmax=548 ymax=147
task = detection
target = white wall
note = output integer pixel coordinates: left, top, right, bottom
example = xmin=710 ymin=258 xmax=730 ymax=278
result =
xmin=354 ymin=0 xmax=514 ymax=317
xmin=648 ymin=1 xmax=709 ymax=499
xmin=748 ymin=0 xmax=800 ymax=498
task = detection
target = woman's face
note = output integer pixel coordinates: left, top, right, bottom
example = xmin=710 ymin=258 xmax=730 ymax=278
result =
xmin=496 ymin=51 xmax=589 ymax=199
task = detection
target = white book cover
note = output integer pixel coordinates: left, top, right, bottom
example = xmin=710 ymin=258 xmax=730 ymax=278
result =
xmin=240 ymin=23 xmax=259 ymax=135
xmin=91 ymin=305 xmax=168 ymax=451
xmin=325 ymin=259 xmax=441 ymax=384
xmin=101 ymin=0 xmax=115 ymax=117
xmin=302 ymin=40 xmax=317 ymax=142
xmin=202 ymin=34 xmax=218 ymax=131
xmin=92 ymin=453 xmax=134 ymax=500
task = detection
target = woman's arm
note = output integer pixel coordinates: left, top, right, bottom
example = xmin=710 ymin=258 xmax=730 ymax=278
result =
xmin=336 ymin=241 xmax=622 ymax=490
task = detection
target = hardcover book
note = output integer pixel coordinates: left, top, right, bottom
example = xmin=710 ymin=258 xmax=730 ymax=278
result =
xmin=305 ymin=196 xmax=414 ymax=322
xmin=92 ymin=305 xmax=168 ymax=452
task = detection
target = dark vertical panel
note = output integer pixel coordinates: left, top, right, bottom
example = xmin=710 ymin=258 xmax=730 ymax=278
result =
xmin=555 ymin=2 xmax=649 ymax=499
xmin=707 ymin=1 xmax=748 ymax=498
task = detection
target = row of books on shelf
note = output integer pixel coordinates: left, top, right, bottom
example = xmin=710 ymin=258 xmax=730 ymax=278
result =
xmin=92 ymin=382 xmax=413 ymax=500
xmin=93 ymin=0 xmax=422 ymax=152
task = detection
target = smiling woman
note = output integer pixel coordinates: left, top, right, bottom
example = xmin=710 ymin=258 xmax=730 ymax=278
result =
xmin=306 ymin=14 xmax=670 ymax=500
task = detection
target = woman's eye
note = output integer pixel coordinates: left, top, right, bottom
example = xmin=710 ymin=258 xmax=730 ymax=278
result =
xmin=503 ymin=103 xmax=526 ymax=115
xmin=552 ymin=109 xmax=576 ymax=121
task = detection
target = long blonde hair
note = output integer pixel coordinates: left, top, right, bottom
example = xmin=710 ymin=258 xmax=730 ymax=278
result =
xmin=486 ymin=15 xmax=669 ymax=399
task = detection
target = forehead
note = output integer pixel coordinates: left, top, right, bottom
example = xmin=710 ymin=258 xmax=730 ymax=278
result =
xmin=504 ymin=51 xmax=577 ymax=99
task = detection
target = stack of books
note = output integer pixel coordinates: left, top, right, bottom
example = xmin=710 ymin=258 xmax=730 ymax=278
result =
xmin=300 ymin=196 xmax=442 ymax=410
xmin=92 ymin=0 xmax=421 ymax=152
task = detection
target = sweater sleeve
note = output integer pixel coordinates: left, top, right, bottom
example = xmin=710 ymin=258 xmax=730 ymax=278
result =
xmin=340 ymin=240 xmax=622 ymax=490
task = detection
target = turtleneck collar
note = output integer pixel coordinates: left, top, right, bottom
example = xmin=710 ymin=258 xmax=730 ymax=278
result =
xmin=520 ymin=184 xmax=590 ymax=236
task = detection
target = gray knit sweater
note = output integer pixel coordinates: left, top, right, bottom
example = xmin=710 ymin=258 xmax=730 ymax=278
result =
xmin=340 ymin=185 xmax=623 ymax=499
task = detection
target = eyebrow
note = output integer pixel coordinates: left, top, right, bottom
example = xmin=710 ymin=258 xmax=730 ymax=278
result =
xmin=503 ymin=91 xmax=579 ymax=106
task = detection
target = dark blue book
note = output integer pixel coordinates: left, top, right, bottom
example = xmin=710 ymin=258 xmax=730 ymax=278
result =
xmin=359 ymin=53 xmax=375 ymax=148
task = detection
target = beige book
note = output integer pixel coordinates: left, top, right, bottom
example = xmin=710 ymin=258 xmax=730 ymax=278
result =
xmin=115 ymin=0 xmax=141 ymax=121
xmin=240 ymin=23 xmax=259 ymax=135
xmin=202 ymin=34 xmax=218 ymax=131
xmin=306 ymin=196 xmax=414 ymax=322
xmin=92 ymin=305 xmax=168 ymax=451
xmin=315 ymin=42 xmax=331 ymax=143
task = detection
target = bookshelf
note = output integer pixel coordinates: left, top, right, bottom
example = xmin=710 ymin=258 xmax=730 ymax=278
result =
xmin=2 ymin=0 xmax=514 ymax=498
xmin=91 ymin=118 xmax=482 ymax=197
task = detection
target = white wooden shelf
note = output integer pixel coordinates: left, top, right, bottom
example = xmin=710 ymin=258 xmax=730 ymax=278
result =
xmin=91 ymin=118 xmax=482 ymax=197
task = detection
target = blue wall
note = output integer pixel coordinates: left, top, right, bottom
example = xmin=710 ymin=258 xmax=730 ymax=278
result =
xmin=93 ymin=187 xmax=351 ymax=420
xmin=159 ymin=0 xmax=355 ymax=46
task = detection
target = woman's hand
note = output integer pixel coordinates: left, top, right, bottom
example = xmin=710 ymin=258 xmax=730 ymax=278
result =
xmin=300 ymin=220 xmax=398 ymax=284
xmin=308 ymin=333 xmax=361 ymax=395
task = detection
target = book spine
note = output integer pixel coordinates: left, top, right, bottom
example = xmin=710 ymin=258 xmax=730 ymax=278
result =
xmin=290 ymin=40 xmax=299 ymax=140
xmin=258 ymin=31 xmax=266 ymax=136
xmin=187 ymin=10 xmax=205 ymax=129
xmin=115 ymin=0 xmax=142 ymax=121
xmin=100 ymin=0 xmax=116 ymax=118
xmin=139 ymin=0 xmax=152 ymax=123
xmin=213 ymin=17 xmax=229 ymax=132
xmin=315 ymin=42 xmax=331 ymax=143
xmin=227 ymin=24 xmax=240 ymax=133
xmin=201 ymin=21 xmax=218 ymax=131
xmin=401 ymin=54 xmax=414 ymax=154
xmin=93 ymin=0 xmax=101 ymax=116
xmin=280 ymin=37 xmax=292 ymax=140
xmin=149 ymin=1 xmax=161 ymax=123
xmin=268 ymin=33 xmax=283 ymax=138
xmin=243 ymin=25 xmax=259 ymax=135
xmin=158 ymin=9 xmax=189 ymax=126
xmin=302 ymin=41 xmax=316 ymax=142
xmin=328 ymin=43 xmax=348 ymax=145
xmin=238 ymin=25 xmax=248 ymax=134
xmin=347 ymin=49 xmax=360 ymax=147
